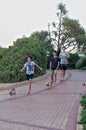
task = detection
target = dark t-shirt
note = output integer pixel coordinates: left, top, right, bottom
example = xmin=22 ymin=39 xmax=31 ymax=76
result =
xmin=50 ymin=57 xmax=60 ymax=70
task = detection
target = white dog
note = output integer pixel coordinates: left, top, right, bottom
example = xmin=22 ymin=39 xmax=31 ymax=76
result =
xmin=9 ymin=88 xmax=16 ymax=99
xmin=46 ymin=81 xmax=52 ymax=89
xmin=83 ymin=82 xmax=86 ymax=87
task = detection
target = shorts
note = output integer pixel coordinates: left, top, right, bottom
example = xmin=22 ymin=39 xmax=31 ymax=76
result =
xmin=60 ymin=64 xmax=67 ymax=70
xmin=51 ymin=70 xmax=58 ymax=75
xmin=26 ymin=74 xmax=34 ymax=80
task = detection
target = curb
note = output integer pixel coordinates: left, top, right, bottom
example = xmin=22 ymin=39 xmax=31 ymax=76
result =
xmin=76 ymin=105 xmax=83 ymax=130
xmin=0 ymin=73 xmax=49 ymax=91
xmin=65 ymin=96 xmax=81 ymax=130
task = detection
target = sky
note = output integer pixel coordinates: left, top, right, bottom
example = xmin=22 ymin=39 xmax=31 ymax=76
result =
xmin=0 ymin=0 xmax=86 ymax=47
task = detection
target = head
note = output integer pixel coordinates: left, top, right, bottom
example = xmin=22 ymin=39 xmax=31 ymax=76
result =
xmin=53 ymin=50 xmax=57 ymax=57
xmin=62 ymin=46 xmax=66 ymax=52
xmin=27 ymin=56 xmax=33 ymax=62
xmin=12 ymin=88 xmax=15 ymax=90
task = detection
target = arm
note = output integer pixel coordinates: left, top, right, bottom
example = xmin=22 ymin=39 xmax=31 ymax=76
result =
xmin=65 ymin=52 xmax=70 ymax=59
xmin=59 ymin=53 xmax=63 ymax=59
xmin=59 ymin=52 xmax=70 ymax=59
xmin=56 ymin=61 xmax=60 ymax=70
xmin=35 ymin=63 xmax=42 ymax=71
xmin=55 ymin=60 xmax=60 ymax=70
xmin=50 ymin=61 xmax=52 ymax=70
xmin=20 ymin=65 xmax=26 ymax=72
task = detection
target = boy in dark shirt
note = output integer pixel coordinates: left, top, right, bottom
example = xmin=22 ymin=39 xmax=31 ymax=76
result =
xmin=50 ymin=50 xmax=60 ymax=87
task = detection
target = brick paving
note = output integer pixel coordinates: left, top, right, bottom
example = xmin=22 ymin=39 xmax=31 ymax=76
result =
xmin=0 ymin=70 xmax=86 ymax=130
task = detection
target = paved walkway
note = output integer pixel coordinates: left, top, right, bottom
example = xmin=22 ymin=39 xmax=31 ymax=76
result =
xmin=0 ymin=70 xmax=86 ymax=130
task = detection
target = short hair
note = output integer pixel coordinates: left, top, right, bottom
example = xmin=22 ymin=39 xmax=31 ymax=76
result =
xmin=53 ymin=50 xmax=57 ymax=53
xmin=28 ymin=55 xmax=33 ymax=60
xmin=62 ymin=46 xmax=66 ymax=49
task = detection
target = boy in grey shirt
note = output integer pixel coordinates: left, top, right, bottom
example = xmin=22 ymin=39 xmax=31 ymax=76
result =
xmin=59 ymin=47 xmax=70 ymax=82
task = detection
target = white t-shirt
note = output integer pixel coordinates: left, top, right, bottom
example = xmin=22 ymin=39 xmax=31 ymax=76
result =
xmin=24 ymin=61 xmax=35 ymax=75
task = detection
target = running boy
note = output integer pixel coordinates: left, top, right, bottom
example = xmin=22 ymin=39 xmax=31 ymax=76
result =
xmin=21 ymin=56 xmax=42 ymax=94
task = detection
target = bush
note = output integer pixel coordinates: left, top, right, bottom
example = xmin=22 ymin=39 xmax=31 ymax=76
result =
xmin=79 ymin=116 xmax=86 ymax=124
xmin=80 ymin=66 xmax=86 ymax=70
xmin=81 ymin=109 xmax=86 ymax=117
xmin=79 ymin=94 xmax=86 ymax=130
xmin=0 ymin=32 xmax=51 ymax=83
xmin=76 ymin=56 xmax=86 ymax=69
xmin=80 ymin=99 xmax=86 ymax=108
xmin=82 ymin=95 xmax=86 ymax=99
xmin=83 ymin=125 xmax=86 ymax=130
xmin=68 ymin=53 xmax=80 ymax=69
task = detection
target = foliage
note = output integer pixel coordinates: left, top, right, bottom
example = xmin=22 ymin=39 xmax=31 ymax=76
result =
xmin=79 ymin=94 xmax=86 ymax=130
xmin=79 ymin=116 xmax=86 ymax=124
xmin=63 ymin=17 xmax=86 ymax=52
xmin=83 ymin=125 xmax=86 ymax=130
xmin=0 ymin=31 xmax=54 ymax=83
xmin=68 ymin=53 xmax=80 ymax=69
xmin=80 ymin=99 xmax=86 ymax=109
xmin=49 ymin=2 xmax=86 ymax=53
xmin=81 ymin=109 xmax=86 ymax=117
xmin=0 ymin=47 xmax=8 ymax=58
xmin=76 ymin=56 xmax=86 ymax=69
xmin=31 ymin=31 xmax=54 ymax=69
xmin=80 ymin=66 xmax=86 ymax=70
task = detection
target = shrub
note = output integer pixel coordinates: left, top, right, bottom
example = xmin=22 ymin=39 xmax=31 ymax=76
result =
xmin=79 ymin=116 xmax=86 ymax=124
xmin=80 ymin=99 xmax=86 ymax=108
xmin=82 ymin=95 xmax=86 ymax=99
xmin=79 ymin=94 xmax=86 ymax=130
xmin=81 ymin=109 xmax=86 ymax=117
xmin=83 ymin=125 xmax=86 ymax=130
xmin=68 ymin=53 xmax=80 ymax=69
xmin=76 ymin=56 xmax=86 ymax=69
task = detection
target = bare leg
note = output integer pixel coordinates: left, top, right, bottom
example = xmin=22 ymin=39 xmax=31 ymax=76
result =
xmin=50 ymin=74 xmax=53 ymax=86
xmin=60 ymin=70 xmax=64 ymax=82
xmin=51 ymin=75 xmax=53 ymax=82
xmin=63 ymin=70 xmax=65 ymax=78
xmin=53 ymin=74 xmax=57 ymax=87
xmin=28 ymin=79 xmax=32 ymax=94
xmin=60 ymin=70 xmax=66 ymax=82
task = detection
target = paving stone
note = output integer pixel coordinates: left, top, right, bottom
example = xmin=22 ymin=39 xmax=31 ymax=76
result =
xmin=0 ymin=70 xmax=86 ymax=130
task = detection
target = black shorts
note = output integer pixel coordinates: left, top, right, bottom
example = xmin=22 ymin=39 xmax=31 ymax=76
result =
xmin=26 ymin=74 xmax=34 ymax=80
xmin=60 ymin=64 xmax=67 ymax=70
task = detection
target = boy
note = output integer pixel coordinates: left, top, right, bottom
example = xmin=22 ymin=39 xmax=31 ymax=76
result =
xmin=50 ymin=50 xmax=60 ymax=87
xmin=21 ymin=56 xmax=42 ymax=94
xmin=59 ymin=47 xmax=70 ymax=82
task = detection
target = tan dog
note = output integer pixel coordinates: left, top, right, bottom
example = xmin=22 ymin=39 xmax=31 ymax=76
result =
xmin=9 ymin=88 xmax=16 ymax=99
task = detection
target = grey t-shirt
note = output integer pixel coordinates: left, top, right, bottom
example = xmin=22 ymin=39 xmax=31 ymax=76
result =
xmin=59 ymin=51 xmax=69 ymax=64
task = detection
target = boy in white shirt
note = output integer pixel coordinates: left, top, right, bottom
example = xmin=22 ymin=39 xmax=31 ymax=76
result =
xmin=21 ymin=56 xmax=42 ymax=94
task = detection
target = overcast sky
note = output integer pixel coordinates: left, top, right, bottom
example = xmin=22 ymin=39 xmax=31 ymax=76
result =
xmin=0 ymin=0 xmax=86 ymax=47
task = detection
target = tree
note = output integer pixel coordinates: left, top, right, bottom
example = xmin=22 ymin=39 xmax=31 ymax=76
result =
xmin=49 ymin=3 xmax=68 ymax=51
xmin=63 ymin=17 xmax=86 ymax=52
xmin=49 ymin=2 xmax=86 ymax=52
xmin=31 ymin=31 xmax=54 ymax=56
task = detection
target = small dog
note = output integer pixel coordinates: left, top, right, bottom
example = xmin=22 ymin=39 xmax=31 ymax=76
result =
xmin=83 ymin=82 xmax=86 ymax=87
xmin=46 ymin=81 xmax=52 ymax=88
xmin=9 ymin=88 xmax=16 ymax=99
